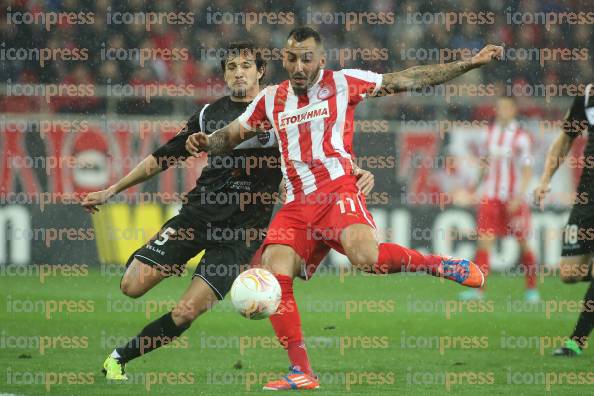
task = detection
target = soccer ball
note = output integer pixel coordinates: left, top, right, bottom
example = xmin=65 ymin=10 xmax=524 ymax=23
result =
xmin=230 ymin=268 xmax=281 ymax=320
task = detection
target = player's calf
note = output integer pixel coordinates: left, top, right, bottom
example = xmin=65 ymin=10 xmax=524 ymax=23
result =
xmin=104 ymin=277 xmax=218 ymax=381
xmin=260 ymin=246 xmax=315 ymax=378
xmin=170 ymin=277 xmax=219 ymax=326
xmin=338 ymin=223 xmax=486 ymax=288
xmin=372 ymin=242 xmax=485 ymax=288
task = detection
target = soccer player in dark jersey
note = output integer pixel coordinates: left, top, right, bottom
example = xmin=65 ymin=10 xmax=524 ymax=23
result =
xmin=82 ymin=41 xmax=374 ymax=380
xmin=534 ymin=83 xmax=594 ymax=357
xmin=82 ymin=42 xmax=277 ymax=380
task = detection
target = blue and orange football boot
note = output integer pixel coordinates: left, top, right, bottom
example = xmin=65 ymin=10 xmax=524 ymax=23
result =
xmin=263 ymin=366 xmax=320 ymax=391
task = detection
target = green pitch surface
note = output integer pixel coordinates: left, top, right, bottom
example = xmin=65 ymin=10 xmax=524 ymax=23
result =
xmin=1 ymin=267 xmax=593 ymax=395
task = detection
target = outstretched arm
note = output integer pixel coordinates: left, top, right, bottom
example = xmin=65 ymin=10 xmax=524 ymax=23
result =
xmin=82 ymin=110 xmax=203 ymax=213
xmin=533 ymin=93 xmax=588 ymax=209
xmin=533 ymin=132 xmax=577 ymax=209
xmin=81 ymin=155 xmax=162 ymax=213
xmin=186 ymin=119 xmax=257 ymax=156
xmin=376 ymin=44 xmax=504 ymax=95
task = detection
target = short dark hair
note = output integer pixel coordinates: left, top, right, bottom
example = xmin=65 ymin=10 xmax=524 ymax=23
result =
xmin=220 ymin=41 xmax=266 ymax=82
xmin=286 ymin=26 xmax=322 ymax=45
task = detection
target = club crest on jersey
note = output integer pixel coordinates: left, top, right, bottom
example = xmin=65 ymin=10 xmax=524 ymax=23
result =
xmin=317 ymin=84 xmax=333 ymax=100
xmin=257 ymin=131 xmax=271 ymax=145
xmin=279 ymin=101 xmax=329 ymax=128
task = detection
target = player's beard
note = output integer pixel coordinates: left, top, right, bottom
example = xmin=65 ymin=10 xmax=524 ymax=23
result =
xmin=231 ymin=87 xmax=247 ymax=98
xmin=292 ymin=66 xmax=321 ymax=96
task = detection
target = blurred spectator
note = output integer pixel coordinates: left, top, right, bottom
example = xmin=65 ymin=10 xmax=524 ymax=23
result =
xmin=0 ymin=0 xmax=590 ymax=115
xmin=51 ymin=64 xmax=101 ymax=113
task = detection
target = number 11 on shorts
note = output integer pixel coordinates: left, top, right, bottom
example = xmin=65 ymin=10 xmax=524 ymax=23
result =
xmin=337 ymin=197 xmax=356 ymax=214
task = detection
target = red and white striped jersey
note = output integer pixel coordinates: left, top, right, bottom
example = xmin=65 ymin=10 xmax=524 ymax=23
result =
xmin=238 ymin=69 xmax=382 ymax=202
xmin=481 ymin=121 xmax=533 ymax=202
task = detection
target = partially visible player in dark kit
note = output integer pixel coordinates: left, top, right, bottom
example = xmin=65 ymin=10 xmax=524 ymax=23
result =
xmin=534 ymin=83 xmax=594 ymax=356
xmin=82 ymin=41 xmax=375 ymax=380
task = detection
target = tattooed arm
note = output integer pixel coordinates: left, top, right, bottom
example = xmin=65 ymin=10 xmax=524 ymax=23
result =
xmin=376 ymin=44 xmax=503 ymax=96
xmin=185 ymin=119 xmax=257 ymax=156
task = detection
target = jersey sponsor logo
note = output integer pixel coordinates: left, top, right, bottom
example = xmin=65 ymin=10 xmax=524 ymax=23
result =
xmin=228 ymin=180 xmax=252 ymax=191
xmin=278 ymin=101 xmax=330 ymax=129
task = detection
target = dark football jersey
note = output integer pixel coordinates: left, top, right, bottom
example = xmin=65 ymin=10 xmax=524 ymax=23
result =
xmin=564 ymin=84 xmax=594 ymax=195
xmin=152 ymin=96 xmax=282 ymax=230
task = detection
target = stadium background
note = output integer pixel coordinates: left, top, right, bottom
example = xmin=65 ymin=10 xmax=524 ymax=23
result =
xmin=1 ymin=0 xmax=592 ymax=270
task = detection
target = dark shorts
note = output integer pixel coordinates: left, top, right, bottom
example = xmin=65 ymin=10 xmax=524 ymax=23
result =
xmin=129 ymin=213 xmax=261 ymax=299
xmin=561 ymin=204 xmax=594 ymax=257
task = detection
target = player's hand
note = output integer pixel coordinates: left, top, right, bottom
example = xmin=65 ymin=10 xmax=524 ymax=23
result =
xmin=353 ymin=167 xmax=375 ymax=196
xmin=451 ymin=189 xmax=475 ymax=207
xmin=185 ymin=132 xmax=209 ymax=157
xmin=471 ymin=44 xmax=504 ymax=66
xmin=533 ymin=182 xmax=551 ymax=211
xmin=278 ymin=178 xmax=287 ymax=204
xmin=506 ymin=197 xmax=522 ymax=213
xmin=81 ymin=186 xmax=116 ymax=214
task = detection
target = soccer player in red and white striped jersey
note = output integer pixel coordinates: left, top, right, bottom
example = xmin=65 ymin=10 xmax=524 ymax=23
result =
xmin=186 ymin=27 xmax=503 ymax=390
xmin=237 ymin=66 xmax=382 ymax=202
xmin=461 ymin=97 xmax=539 ymax=302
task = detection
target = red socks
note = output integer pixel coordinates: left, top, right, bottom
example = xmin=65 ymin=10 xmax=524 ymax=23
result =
xmin=474 ymin=247 xmax=537 ymax=289
xmin=268 ymin=274 xmax=313 ymax=376
xmin=374 ymin=243 xmax=443 ymax=275
xmin=522 ymin=250 xmax=537 ymax=289
xmin=474 ymin=247 xmax=537 ymax=290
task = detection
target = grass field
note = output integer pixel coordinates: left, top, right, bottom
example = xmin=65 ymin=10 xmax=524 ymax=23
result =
xmin=1 ymin=267 xmax=593 ymax=395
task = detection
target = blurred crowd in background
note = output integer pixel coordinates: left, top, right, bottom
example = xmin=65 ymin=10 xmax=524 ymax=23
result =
xmin=0 ymin=0 xmax=592 ymax=116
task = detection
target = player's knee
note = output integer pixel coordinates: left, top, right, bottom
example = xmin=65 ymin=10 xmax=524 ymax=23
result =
xmin=261 ymin=246 xmax=300 ymax=277
xmin=347 ymin=248 xmax=379 ymax=272
xmin=120 ymin=278 xmax=145 ymax=298
xmin=560 ymin=272 xmax=581 ymax=284
xmin=559 ymin=262 xmax=587 ymax=283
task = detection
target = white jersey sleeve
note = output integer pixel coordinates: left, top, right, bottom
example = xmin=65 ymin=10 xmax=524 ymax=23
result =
xmin=340 ymin=69 xmax=383 ymax=103
xmin=237 ymin=89 xmax=271 ymax=132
